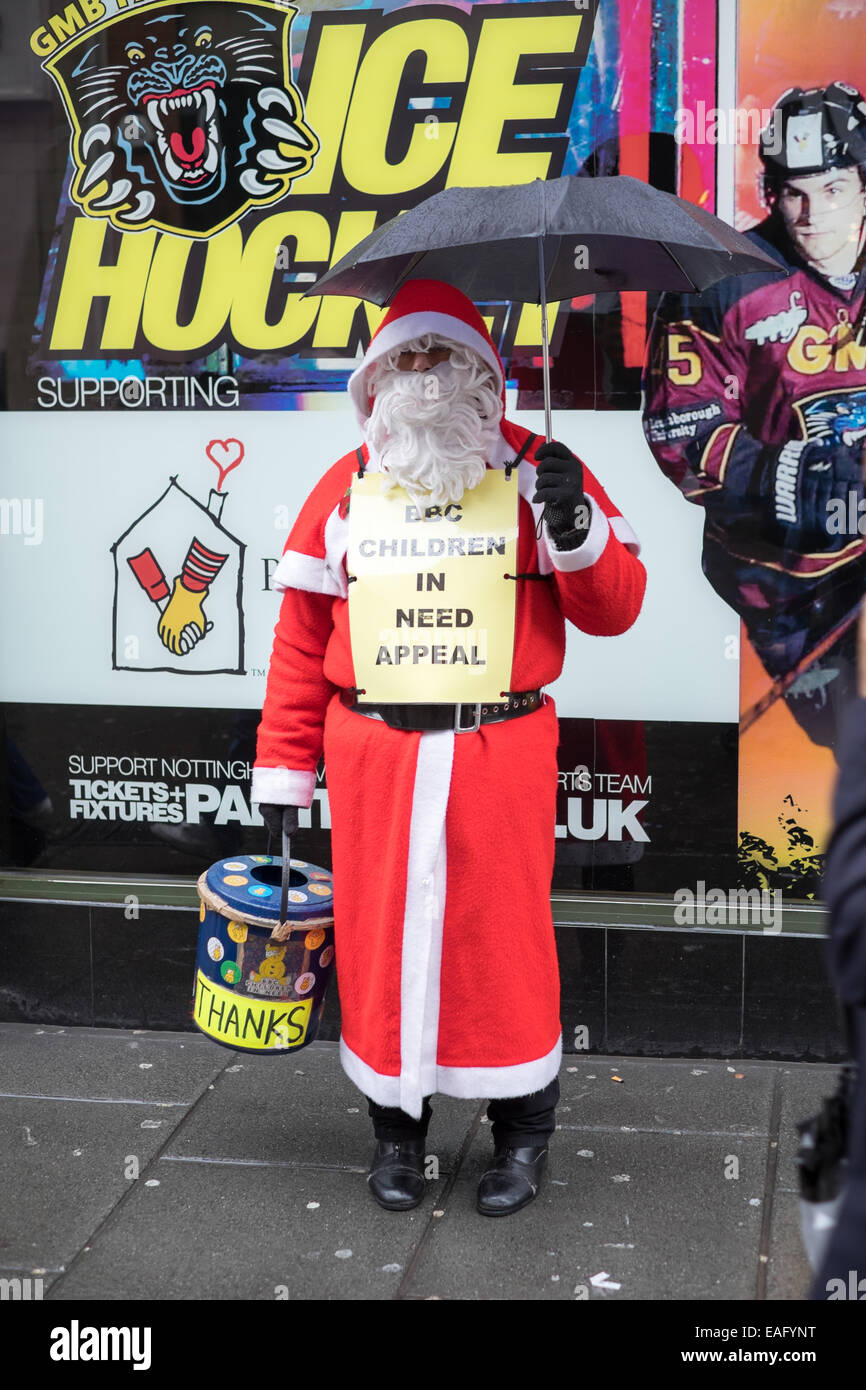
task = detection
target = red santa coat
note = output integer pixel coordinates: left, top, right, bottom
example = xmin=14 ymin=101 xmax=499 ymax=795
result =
xmin=253 ymin=282 xmax=646 ymax=1118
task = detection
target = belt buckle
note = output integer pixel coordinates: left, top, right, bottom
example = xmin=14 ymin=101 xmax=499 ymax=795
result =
xmin=454 ymin=702 xmax=482 ymax=733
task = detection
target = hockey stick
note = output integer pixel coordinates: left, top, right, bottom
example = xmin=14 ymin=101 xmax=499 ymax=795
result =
xmin=739 ymin=601 xmax=863 ymax=736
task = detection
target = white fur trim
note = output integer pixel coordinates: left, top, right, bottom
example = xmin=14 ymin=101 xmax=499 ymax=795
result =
xmin=436 ymin=1034 xmax=562 ymax=1100
xmin=545 ymin=497 xmax=611 ymax=572
xmin=340 ymin=1033 xmax=563 ymax=1107
xmin=348 ymin=310 xmax=503 ymax=424
xmin=610 ymin=514 xmax=641 ymax=555
xmin=251 ymin=766 xmax=316 ymax=809
xmin=486 ymin=432 xmax=513 ymax=470
xmin=323 ymin=506 xmax=350 ymax=597
xmin=398 ymin=729 xmax=454 ymax=1118
xmin=272 ymin=548 xmax=343 ymax=597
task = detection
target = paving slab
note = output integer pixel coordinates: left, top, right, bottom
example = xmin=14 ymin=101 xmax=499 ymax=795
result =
xmin=765 ymin=1066 xmax=843 ymax=1303
xmin=49 ymin=1161 xmax=449 ymax=1301
xmin=559 ymin=1058 xmax=775 ymax=1136
xmin=166 ymin=1041 xmax=481 ymax=1172
xmin=0 ymin=1097 xmax=189 ymax=1269
xmin=403 ymin=1127 xmax=770 ymax=1301
xmin=767 ymin=1191 xmax=814 ymax=1302
xmin=0 ymin=1023 xmax=227 ymax=1104
xmin=774 ymin=1064 xmax=841 ymax=1194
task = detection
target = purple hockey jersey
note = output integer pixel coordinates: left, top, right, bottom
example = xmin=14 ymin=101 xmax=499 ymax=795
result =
xmin=642 ymin=215 xmax=866 ymax=590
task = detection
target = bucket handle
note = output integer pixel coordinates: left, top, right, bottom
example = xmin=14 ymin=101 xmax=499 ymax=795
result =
xmin=269 ymin=818 xmax=293 ymax=942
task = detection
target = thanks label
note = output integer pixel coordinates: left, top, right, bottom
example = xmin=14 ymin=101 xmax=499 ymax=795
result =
xmin=193 ymin=971 xmax=312 ymax=1051
xmin=347 ymin=471 xmax=518 ymax=702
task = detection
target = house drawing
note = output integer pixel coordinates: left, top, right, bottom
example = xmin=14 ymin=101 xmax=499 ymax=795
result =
xmin=111 ymin=477 xmax=245 ymax=675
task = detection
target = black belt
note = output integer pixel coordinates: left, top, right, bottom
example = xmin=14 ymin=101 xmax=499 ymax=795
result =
xmin=340 ymin=689 xmax=545 ymax=732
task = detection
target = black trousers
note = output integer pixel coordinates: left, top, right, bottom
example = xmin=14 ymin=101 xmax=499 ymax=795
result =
xmin=367 ymin=1077 xmax=560 ymax=1147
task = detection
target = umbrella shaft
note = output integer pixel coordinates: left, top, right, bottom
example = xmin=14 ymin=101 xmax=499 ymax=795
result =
xmin=537 ymin=237 xmax=552 ymax=443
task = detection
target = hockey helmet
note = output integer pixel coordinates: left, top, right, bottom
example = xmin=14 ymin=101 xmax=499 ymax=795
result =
xmin=759 ymin=82 xmax=866 ymax=179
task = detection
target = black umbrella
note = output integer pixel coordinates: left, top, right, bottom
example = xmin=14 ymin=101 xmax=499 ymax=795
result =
xmin=306 ymin=174 xmax=784 ymax=438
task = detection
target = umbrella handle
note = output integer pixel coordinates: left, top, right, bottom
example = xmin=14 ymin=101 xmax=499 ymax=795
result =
xmin=537 ymin=235 xmax=552 ymax=444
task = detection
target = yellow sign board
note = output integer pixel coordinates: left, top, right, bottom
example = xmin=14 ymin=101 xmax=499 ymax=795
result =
xmin=347 ymin=470 xmax=518 ymax=702
xmin=193 ymin=971 xmax=312 ymax=1051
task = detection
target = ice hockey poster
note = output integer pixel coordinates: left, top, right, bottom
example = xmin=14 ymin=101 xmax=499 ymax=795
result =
xmin=19 ymin=0 xmax=724 ymax=414
xmin=27 ymin=0 xmax=598 ymax=408
xmin=733 ymin=0 xmax=866 ymax=898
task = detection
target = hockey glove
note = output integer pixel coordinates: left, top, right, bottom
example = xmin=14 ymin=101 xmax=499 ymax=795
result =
xmin=757 ymin=438 xmax=865 ymax=544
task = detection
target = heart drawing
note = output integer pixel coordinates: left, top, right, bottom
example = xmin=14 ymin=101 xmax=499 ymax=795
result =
xmin=206 ymin=439 xmax=245 ymax=492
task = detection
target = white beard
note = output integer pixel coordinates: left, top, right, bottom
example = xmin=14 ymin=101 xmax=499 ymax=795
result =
xmin=365 ymin=353 xmax=502 ymax=507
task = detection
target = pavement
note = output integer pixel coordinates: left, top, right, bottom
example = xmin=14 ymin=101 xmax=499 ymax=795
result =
xmin=0 ymin=1021 xmax=843 ymax=1305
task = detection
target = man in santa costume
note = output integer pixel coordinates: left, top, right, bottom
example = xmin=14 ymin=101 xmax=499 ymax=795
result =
xmin=253 ymin=280 xmax=645 ymax=1216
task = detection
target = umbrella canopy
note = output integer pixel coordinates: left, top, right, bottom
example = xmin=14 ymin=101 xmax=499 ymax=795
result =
xmin=308 ymin=174 xmax=784 ymax=304
xmin=306 ymin=175 xmax=784 ymax=439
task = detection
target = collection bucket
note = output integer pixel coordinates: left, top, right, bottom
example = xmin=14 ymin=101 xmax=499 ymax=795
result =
xmin=193 ymin=853 xmax=335 ymax=1055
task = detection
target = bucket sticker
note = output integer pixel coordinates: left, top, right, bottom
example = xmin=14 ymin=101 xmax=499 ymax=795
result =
xmin=308 ymin=884 xmax=332 ymax=897
xmin=295 ymin=972 xmax=315 ymax=995
xmin=248 ymin=884 xmax=273 ymax=899
xmin=250 ymin=942 xmax=287 ymax=983
xmin=223 ymin=861 xmax=247 ymax=872
xmin=288 ymin=890 xmax=308 ymax=903
xmin=220 ymin=960 xmax=242 ymax=985
xmin=207 ymin=936 xmax=224 ymax=962
xmin=227 ymin=921 xmax=248 ymax=943
xmin=319 ymin=946 xmax=334 ymax=968
xmin=223 ymin=874 xmax=248 ymax=886
xmin=304 ymin=928 xmax=326 ymax=950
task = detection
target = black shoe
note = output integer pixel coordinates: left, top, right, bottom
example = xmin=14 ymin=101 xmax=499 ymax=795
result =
xmin=476 ymin=1144 xmax=548 ymax=1217
xmin=367 ymin=1139 xmax=427 ymax=1211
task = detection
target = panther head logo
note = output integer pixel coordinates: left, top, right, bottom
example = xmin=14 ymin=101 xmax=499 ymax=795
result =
xmin=798 ymin=388 xmax=866 ymax=449
xmin=44 ymin=0 xmax=318 ymax=238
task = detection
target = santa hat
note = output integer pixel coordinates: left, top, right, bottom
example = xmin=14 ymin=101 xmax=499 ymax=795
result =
xmin=347 ymin=279 xmax=505 ymax=427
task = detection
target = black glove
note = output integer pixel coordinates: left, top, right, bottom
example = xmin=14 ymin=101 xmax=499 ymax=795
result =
xmin=532 ymin=441 xmax=591 ymax=550
xmin=754 ymin=439 xmax=865 ymax=546
xmin=258 ymin=803 xmax=300 ymax=845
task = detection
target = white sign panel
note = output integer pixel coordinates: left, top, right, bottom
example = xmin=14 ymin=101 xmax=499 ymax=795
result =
xmin=0 ymin=400 xmax=738 ymax=720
